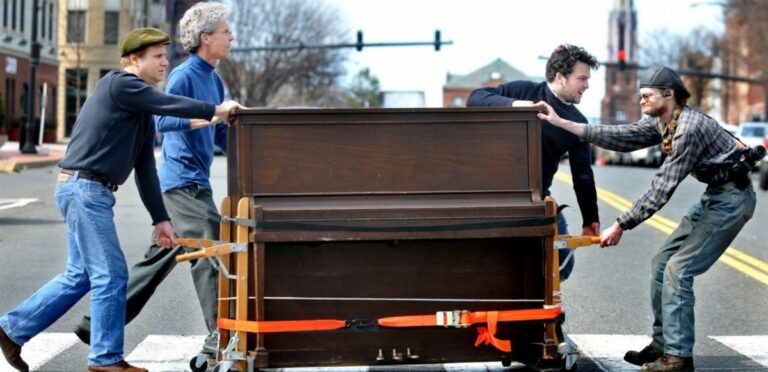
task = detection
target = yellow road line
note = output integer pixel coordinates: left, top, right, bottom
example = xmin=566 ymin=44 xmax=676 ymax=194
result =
xmin=554 ymin=171 xmax=768 ymax=285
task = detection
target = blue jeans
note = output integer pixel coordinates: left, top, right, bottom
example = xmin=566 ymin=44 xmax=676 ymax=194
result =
xmin=649 ymin=182 xmax=755 ymax=357
xmin=558 ymin=212 xmax=575 ymax=281
xmin=0 ymin=173 xmax=128 ymax=365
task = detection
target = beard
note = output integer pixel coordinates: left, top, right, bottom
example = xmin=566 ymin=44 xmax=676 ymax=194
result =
xmin=642 ymin=105 xmax=666 ymax=117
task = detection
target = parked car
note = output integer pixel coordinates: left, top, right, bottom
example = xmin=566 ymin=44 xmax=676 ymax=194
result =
xmin=735 ymin=122 xmax=768 ymax=147
xmin=600 ymin=144 xmax=663 ymax=167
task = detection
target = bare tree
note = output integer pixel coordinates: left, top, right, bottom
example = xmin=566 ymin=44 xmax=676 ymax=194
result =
xmin=219 ymin=0 xmax=349 ymax=107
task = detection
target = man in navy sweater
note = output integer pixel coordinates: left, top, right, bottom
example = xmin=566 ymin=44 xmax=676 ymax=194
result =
xmin=74 ymin=3 xmax=235 ymax=368
xmin=0 ymin=28 xmax=241 ymax=372
xmin=467 ymin=44 xmax=600 ymax=281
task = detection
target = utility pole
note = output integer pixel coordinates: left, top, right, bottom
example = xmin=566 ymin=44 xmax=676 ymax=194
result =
xmin=20 ymin=0 xmax=40 ymax=153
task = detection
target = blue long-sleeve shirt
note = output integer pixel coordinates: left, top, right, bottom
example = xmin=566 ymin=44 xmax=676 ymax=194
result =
xmin=467 ymin=80 xmax=599 ymax=227
xmin=156 ymin=54 xmax=228 ymax=192
xmin=59 ymin=70 xmax=215 ymax=224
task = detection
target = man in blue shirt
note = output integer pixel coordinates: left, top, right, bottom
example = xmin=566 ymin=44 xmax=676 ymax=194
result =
xmin=467 ymin=44 xmax=601 ymax=281
xmin=73 ymin=3 xmax=234 ymax=368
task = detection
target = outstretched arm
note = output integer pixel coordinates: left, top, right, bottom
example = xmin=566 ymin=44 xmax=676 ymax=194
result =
xmin=536 ymin=102 xmax=587 ymax=136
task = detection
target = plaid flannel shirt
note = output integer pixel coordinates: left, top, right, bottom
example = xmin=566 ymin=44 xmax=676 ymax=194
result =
xmin=583 ymin=106 xmax=741 ymax=230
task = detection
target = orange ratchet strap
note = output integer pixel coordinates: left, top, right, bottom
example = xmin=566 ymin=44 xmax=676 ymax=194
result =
xmin=217 ymin=307 xmax=562 ymax=353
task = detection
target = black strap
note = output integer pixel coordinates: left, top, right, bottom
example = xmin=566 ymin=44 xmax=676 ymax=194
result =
xmin=252 ymin=216 xmax=556 ymax=233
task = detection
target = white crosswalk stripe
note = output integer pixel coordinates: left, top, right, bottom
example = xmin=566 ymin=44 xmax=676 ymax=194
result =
xmin=710 ymin=335 xmax=768 ymax=368
xmin=3 ymin=333 xmax=768 ymax=371
xmin=0 ymin=332 xmax=79 ymax=371
xmin=568 ymin=334 xmax=652 ymax=371
xmin=126 ymin=335 xmax=206 ymax=372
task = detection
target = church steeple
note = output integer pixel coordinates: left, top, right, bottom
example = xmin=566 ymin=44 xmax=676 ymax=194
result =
xmin=601 ymin=0 xmax=640 ymax=124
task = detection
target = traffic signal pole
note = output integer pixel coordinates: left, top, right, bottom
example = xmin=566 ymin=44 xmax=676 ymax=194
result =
xmin=231 ymin=30 xmax=451 ymax=53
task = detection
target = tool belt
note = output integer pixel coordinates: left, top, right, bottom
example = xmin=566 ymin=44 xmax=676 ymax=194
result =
xmin=61 ymin=169 xmax=119 ymax=192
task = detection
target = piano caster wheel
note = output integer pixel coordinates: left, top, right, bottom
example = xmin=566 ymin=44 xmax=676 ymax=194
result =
xmin=189 ymin=353 xmax=208 ymax=372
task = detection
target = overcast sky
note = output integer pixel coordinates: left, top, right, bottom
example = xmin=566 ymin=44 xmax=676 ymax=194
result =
xmin=326 ymin=0 xmax=724 ymax=119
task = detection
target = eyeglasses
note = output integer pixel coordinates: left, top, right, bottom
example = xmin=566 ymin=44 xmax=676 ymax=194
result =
xmin=637 ymin=92 xmax=658 ymax=102
xmin=208 ymin=29 xmax=232 ymax=36
xmin=637 ymin=90 xmax=671 ymax=102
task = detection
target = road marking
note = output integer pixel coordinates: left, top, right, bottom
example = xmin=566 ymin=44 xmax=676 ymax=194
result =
xmin=555 ymin=171 xmax=768 ymax=285
xmin=568 ymin=334 xmax=651 ymax=371
xmin=710 ymin=336 xmax=768 ymax=368
xmin=0 ymin=332 xmax=79 ymax=371
xmin=0 ymin=198 xmax=38 ymax=211
xmin=6 ymin=333 xmax=768 ymax=371
xmin=125 ymin=335 xmax=206 ymax=372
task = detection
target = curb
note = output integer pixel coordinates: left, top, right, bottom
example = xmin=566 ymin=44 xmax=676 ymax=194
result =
xmin=0 ymin=157 xmax=63 ymax=173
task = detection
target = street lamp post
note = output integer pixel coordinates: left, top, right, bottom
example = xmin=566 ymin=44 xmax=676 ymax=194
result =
xmin=20 ymin=0 xmax=40 ymax=154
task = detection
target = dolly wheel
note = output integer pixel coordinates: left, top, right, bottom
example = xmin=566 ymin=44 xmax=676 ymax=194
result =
xmin=189 ymin=354 xmax=208 ymax=372
xmin=501 ymin=358 xmax=512 ymax=367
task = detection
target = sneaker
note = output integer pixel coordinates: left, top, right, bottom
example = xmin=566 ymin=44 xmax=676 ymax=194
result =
xmin=624 ymin=344 xmax=664 ymax=366
xmin=641 ymin=354 xmax=695 ymax=372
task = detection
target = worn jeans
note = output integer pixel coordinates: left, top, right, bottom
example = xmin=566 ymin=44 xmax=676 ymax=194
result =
xmin=0 ymin=173 xmax=127 ymax=366
xmin=649 ymin=182 xmax=755 ymax=357
xmin=558 ymin=211 xmax=575 ymax=281
xmin=79 ymin=184 xmax=219 ymax=353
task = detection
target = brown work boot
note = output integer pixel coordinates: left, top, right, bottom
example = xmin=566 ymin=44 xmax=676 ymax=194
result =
xmin=87 ymin=360 xmax=148 ymax=372
xmin=624 ymin=343 xmax=664 ymax=366
xmin=641 ymin=353 xmax=695 ymax=371
xmin=0 ymin=326 xmax=29 ymax=371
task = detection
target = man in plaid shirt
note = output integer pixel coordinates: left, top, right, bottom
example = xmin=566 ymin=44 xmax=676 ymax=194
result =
xmin=537 ymin=66 xmax=757 ymax=372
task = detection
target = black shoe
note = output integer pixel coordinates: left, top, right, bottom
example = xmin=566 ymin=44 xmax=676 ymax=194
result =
xmin=625 ymin=344 xmax=664 ymax=366
xmin=73 ymin=324 xmax=91 ymax=345
xmin=0 ymin=326 xmax=29 ymax=371
xmin=641 ymin=353 xmax=694 ymax=371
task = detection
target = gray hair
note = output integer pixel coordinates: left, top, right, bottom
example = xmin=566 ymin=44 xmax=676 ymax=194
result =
xmin=178 ymin=2 xmax=230 ymax=53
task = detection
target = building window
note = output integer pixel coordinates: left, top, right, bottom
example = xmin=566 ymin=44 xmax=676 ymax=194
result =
xmin=104 ymin=11 xmax=118 ymax=44
xmin=4 ymin=78 xmax=15 ymax=127
xmin=65 ymin=69 xmax=88 ymax=136
xmin=40 ymin=0 xmax=45 ymax=38
xmin=452 ymin=96 xmax=463 ymax=107
xmin=18 ymin=0 xmax=23 ymax=31
xmin=48 ymin=3 xmax=53 ymax=40
xmin=3 ymin=0 xmax=8 ymax=28
xmin=67 ymin=10 xmax=85 ymax=43
xmin=615 ymin=110 xmax=626 ymax=122
xmin=11 ymin=0 xmax=16 ymax=30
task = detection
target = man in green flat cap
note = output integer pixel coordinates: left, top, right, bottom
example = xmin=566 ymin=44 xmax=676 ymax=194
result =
xmin=0 ymin=28 xmax=243 ymax=372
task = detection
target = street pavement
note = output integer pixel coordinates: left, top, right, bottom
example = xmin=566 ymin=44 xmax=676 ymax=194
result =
xmin=0 ymin=157 xmax=767 ymax=371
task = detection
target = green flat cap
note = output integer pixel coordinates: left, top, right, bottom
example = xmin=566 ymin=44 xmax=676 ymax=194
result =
xmin=119 ymin=28 xmax=171 ymax=56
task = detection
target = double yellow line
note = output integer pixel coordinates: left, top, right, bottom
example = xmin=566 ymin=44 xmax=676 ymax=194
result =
xmin=555 ymin=171 xmax=768 ymax=285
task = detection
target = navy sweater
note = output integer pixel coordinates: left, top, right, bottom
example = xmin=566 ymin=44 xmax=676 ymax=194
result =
xmin=467 ymin=80 xmax=599 ymax=227
xmin=59 ymin=70 xmax=216 ymax=224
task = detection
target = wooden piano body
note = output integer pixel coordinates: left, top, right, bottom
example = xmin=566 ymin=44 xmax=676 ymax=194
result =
xmin=215 ymin=108 xmax=563 ymax=370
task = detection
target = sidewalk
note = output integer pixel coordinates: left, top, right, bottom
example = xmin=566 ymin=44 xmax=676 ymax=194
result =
xmin=0 ymin=140 xmax=67 ymax=173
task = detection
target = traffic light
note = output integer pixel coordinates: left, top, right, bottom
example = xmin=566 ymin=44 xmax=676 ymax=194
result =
xmin=356 ymin=30 xmax=363 ymax=51
xmin=618 ymin=49 xmax=626 ymax=71
xmin=434 ymin=30 xmax=441 ymax=51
